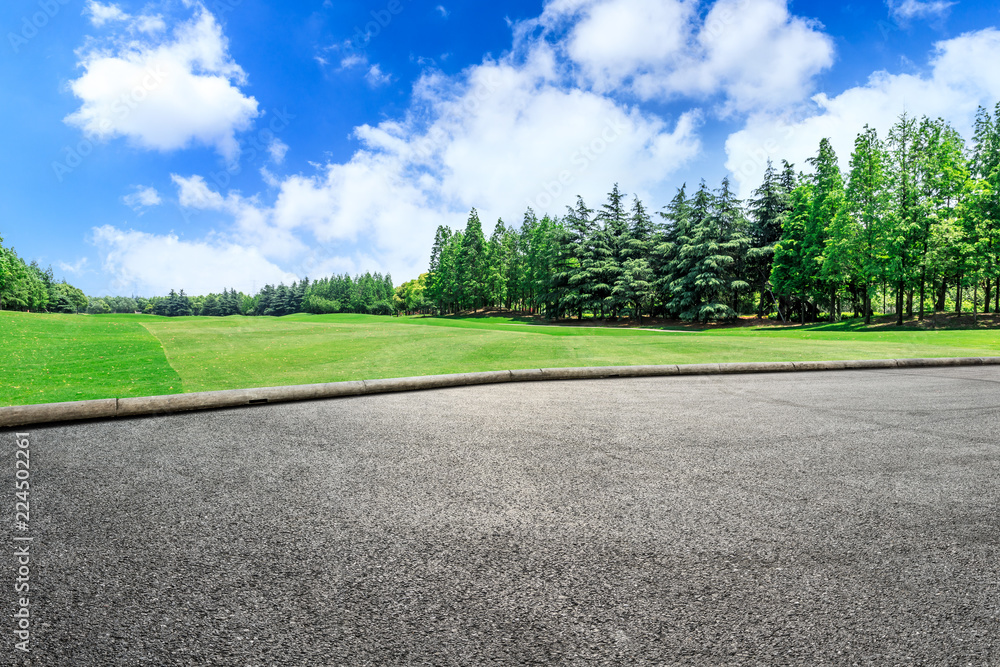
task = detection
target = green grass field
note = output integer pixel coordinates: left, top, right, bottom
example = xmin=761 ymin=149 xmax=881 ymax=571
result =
xmin=2 ymin=310 xmax=999 ymax=406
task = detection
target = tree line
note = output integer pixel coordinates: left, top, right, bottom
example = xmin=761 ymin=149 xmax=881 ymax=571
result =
xmin=82 ymin=272 xmax=398 ymax=317
xmin=424 ymin=106 xmax=1000 ymax=324
xmin=0 ymin=234 xmax=87 ymax=313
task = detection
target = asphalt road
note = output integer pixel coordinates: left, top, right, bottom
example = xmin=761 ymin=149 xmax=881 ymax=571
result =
xmin=3 ymin=367 xmax=1000 ymax=665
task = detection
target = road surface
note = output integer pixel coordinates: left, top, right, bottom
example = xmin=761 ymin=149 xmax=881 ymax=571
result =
xmin=3 ymin=366 xmax=999 ymax=665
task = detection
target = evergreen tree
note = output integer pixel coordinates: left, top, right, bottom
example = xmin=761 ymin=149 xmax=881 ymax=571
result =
xmin=653 ymin=185 xmax=692 ymax=319
xmin=806 ymin=138 xmax=846 ymax=321
xmin=747 ymin=160 xmax=795 ymax=317
xmin=427 ymin=225 xmax=453 ymax=313
xmin=458 ymin=208 xmax=486 ymax=311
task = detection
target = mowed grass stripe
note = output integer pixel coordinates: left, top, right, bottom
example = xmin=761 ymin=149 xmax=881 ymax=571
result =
xmin=142 ymin=314 xmax=1000 ymax=394
xmin=4 ymin=311 xmax=1000 ymax=407
xmin=0 ymin=311 xmax=182 ymax=407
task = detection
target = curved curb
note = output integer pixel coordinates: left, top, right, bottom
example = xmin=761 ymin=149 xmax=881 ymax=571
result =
xmin=3 ymin=357 xmax=999 ymax=429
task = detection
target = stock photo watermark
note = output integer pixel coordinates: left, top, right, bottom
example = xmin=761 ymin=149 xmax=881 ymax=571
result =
xmin=410 ymin=72 xmax=502 ymax=163
xmin=528 ymin=117 xmax=628 ymax=212
xmin=342 ymin=0 xmax=414 ymax=59
xmin=11 ymin=432 xmax=33 ymax=654
xmin=7 ymin=0 xmax=71 ymax=54
xmin=733 ymin=122 xmax=796 ymax=183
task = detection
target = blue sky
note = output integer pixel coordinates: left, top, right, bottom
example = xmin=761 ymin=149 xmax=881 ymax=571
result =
xmin=2 ymin=0 xmax=999 ymax=296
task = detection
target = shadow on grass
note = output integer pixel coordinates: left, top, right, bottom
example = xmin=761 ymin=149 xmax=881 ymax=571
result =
xmin=413 ymin=310 xmax=708 ymax=332
xmin=756 ymin=312 xmax=1000 ymax=333
xmin=413 ymin=308 xmax=1000 ymax=334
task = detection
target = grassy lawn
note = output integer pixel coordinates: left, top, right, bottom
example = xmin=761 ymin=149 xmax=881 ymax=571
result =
xmin=0 ymin=311 xmax=182 ymax=406
xmin=3 ymin=310 xmax=1000 ymax=407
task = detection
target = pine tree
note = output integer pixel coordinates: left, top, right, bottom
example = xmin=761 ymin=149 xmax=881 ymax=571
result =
xmin=484 ymin=220 xmax=507 ymax=309
xmin=458 ymin=208 xmax=486 ymax=311
xmin=597 ymin=184 xmax=630 ymax=316
xmin=713 ymin=177 xmax=752 ymax=315
xmin=427 ymin=225 xmax=453 ymax=313
xmin=562 ymin=197 xmax=595 ymax=318
xmin=747 ymin=160 xmax=795 ymax=317
xmin=653 ymin=185 xmax=691 ymax=319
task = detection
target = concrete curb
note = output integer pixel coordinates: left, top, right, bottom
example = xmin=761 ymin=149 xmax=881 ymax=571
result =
xmin=3 ymin=357 xmax=999 ymax=429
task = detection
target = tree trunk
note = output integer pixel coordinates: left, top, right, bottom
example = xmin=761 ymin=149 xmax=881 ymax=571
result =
xmin=956 ymin=279 xmax=962 ymax=315
xmin=935 ymin=278 xmax=947 ymax=312
xmin=919 ymin=268 xmax=926 ymax=320
xmin=906 ymin=290 xmax=913 ymax=318
xmin=864 ymin=290 xmax=872 ymax=325
xmin=896 ymin=281 xmax=904 ymax=326
xmin=829 ymin=286 xmax=837 ymax=322
xmin=973 ymin=283 xmax=978 ymax=323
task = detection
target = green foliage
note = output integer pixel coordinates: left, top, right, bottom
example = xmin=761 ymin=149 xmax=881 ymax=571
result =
xmin=0 ymin=237 xmax=75 ymax=312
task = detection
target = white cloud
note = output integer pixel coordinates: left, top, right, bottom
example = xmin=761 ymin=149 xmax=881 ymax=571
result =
xmin=532 ymin=0 xmax=834 ymax=113
xmin=436 ymin=5 xmax=450 ymax=18
xmin=65 ymin=4 xmax=259 ymax=162
xmin=117 ymin=0 xmax=832 ymax=286
xmin=135 ymin=14 xmax=168 ymax=33
xmin=170 ymin=174 xmax=306 ymax=260
xmin=267 ymin=139 xmax=289 ymax=164
xmin=339 ymin=54 xmax=366 ymax=69
xmin=365 ymin=64 xmax=392 ymax=87
xmin=91 ymin=225 xmax=299 ymax=296
xmin=122 ymin=185 xmax=163 ymax=211
xmin=86 ymin=1 xmax=128 ymax=27
xmin=172 ymin=174 xmax=226 ymax=210
xmin=725 ymin=28 xmax=1000 ymax=198
xmin=165 ymin=43 xmax=700 ymax=284
xmin=888 ymin=0 xmax=955 ymax=22
xmin=561 ymin=0 xmax=696 ymax=90
xmin=58 ymin=257 xmax=89 ymax=275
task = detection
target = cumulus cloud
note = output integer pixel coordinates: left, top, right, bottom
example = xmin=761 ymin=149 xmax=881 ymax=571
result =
xmin=110 ymin=0 xmax=834 ymax=287
xmin=725 ymin=28 xmax=1000 ymax=197
xmin=91 ymin=225 xmax=299 ymax=296
xmin=170 ymin=174 xmax=306 ymax=260
xmin=86 ymin=1 xmax=128 ymax=27
xmin=165 ymin=44 xmax=700 ymax=284
xmin=65 ymin=4 xmax=259 ymax=161
xmin=531 ymin=0 xmax=834 ymax=113
xmin=122 ymin=185 xmax=163 ymax=211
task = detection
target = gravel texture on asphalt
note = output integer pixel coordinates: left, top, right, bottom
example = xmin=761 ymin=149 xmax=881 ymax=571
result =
xmin=3 ymin=367 xmax=1000 ymax=665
